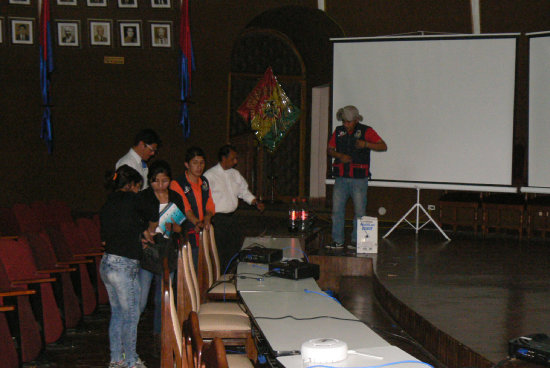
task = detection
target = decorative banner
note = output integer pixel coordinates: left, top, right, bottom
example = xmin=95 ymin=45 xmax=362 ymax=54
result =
xmin=237 ymin=67 xmax=301 ymax=153
xmin=178 ymin=0 xmax=195 ymax=138
xmin=39 ymin=0 xmax=54 ymax=153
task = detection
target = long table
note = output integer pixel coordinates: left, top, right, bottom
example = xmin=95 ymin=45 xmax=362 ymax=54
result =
xmin=237 ymin=236 xmax=430 ymax=368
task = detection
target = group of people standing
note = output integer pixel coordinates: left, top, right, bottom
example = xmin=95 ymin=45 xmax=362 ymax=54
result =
xmin=99 ymin=129 xmax=263 ymax=368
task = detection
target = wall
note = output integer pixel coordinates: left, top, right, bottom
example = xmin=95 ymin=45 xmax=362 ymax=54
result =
xmin=3 ymin=0 xmax=550 ymax=219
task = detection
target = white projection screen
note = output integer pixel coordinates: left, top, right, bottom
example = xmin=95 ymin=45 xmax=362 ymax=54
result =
xmin=527 ymin=32 xmax=550 ymax=190
xmin=332 ymin=35 xmax=517 ymax=187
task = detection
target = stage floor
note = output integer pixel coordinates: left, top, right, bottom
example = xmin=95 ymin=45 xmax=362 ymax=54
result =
xmin=374 ymin=228 xmax=550 ymax=365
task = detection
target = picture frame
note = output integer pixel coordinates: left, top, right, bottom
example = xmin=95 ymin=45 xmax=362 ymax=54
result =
xmin=11 ymin=18 xmax=33 ymax=45
xmin=118 ymin=0 xmax=137 ymax=8
xmin=150 ymin=22 xmax=171 ymax=48
xmin=56 ymin=0 xmax=77 ymax=5
xmin=57 ymin=21 xmax=80 ymax=47
xmin=89 ymin=20 xmax=111 ymax=46
xmin=86 ymin=0 xmax=106 ymax=7
xmin=119 ymin=22 xmax=141 ymax=47
xmin=9 ymin=0 xmax=31 ymax=5
xmin=151 ymin=0 xmax=170 ymax=9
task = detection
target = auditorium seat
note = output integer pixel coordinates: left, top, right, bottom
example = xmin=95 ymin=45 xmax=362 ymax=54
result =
xmin=0 ymin=207 xmax=20 ymax=237
xmin=0 ymin=304 xmax=19 ymax=368
xmin=31 ymin=229 xmax=97 ymax=316
xmin=20 ymin=234 xmax=82 ymax=329
xmin=0 ymin=261 xmax=42 ymax=365
xmin=0 ymin=237 xmax=64 ymax=344
xmin=12 ymin=203 xmax=42 ymax=234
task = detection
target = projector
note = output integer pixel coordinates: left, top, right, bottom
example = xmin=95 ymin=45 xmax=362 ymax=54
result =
xmin=239 ymin=246 xmax=282 ymax=264
xmin=269 ymin=260 xmax=320 ymax=280
xmin=509 ymin=333 xmax=550 ymax=365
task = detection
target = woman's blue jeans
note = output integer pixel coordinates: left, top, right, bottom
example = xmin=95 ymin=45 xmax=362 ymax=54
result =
xmin=331 ymin=177 xmax=369 ymax=244
xmin=100 ymin=253 xmax=141 ymax=367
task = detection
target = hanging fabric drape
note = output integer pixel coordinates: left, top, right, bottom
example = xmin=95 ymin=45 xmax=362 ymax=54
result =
xmin=178 ymin=0 xmax=195 ymax=138
xmin=39 ymin=0 xmax=54 ymax=153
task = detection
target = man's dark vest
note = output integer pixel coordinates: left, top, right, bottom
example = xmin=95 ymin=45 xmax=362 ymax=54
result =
xmin=174 ymin=174 xmax=210 ymax=231
xmin=333 ymin=123 xmax=371 ymax=179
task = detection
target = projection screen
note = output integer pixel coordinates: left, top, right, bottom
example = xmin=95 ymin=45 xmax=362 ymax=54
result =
xmin=331 ymin=35 xmax=518 ymax=188
xmin=527 ymin=32 xmax=550 ymax=191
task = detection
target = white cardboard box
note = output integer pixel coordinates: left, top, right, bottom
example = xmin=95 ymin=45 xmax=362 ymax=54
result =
xmin=357 ymin=216 xmax=378 ymax=253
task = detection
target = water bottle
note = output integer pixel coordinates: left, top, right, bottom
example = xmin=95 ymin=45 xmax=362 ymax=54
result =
xmin=299 ymin=197 xmax=309 ymax=232
xmin=288 ymin=198 xmax=298 ymax=232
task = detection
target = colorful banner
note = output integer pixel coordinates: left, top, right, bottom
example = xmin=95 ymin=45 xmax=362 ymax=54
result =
xmin=238 ymin=67 xmax=301 ymax=153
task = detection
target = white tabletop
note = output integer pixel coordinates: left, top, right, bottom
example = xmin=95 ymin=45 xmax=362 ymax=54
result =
xmin=277 ymin=346 xmax=431 ymax=368
xmin=240 ymin=291 xmax=389 ymax=356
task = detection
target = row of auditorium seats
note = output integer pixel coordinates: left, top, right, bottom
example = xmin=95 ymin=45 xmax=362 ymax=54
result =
xmin=0 ymin=200 xmax=107 ymax=368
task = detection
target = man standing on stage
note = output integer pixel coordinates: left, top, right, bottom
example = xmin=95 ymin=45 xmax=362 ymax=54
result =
xmin=116 ymin=128 xmax=161 ymax=189
xmin=204 ymin=144 xmax=264 ymax=270
xmin=327 ymin=105 xmax=387 ymax=249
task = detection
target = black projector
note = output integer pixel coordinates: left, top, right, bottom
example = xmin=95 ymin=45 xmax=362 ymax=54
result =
xmin=269 ymin=260 xmax=320 ymax=280
xmin=239 ymin=246 xmax=283 ymax=264
xmin=509 ymin=333 xmax=550 ymax=366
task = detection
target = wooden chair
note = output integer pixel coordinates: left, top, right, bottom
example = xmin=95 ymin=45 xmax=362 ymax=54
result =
xmin=205 ymin=226 xmax=238 ymax=301
xmin=198 ymin=228 xmax=237 ymax=302
xmin=178 ymin=242 xmax=256 ymax=361
xmin=185 ymin=311 xmax=253 ymax=368
xmin=180 ymin=241 xmax=247 ymax=318
xmin=160 ymin=257 xmax=191 ymax=368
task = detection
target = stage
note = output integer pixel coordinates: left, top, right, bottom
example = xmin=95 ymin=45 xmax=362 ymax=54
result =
xmin=371 ymin=229 xmax=550 ymax=368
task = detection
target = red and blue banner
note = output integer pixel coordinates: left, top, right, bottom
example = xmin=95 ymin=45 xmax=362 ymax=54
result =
xmin=39 ymin=0 xmax=54 ymax=153
xmin=179 ymin=0 xmax=195 ymax=138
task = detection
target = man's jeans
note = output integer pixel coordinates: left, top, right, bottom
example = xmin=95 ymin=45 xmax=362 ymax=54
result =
xmin=100 ymin=253 xmax=141 ymax=367
xmin=331 ymin=177 xmax=369 ymax=244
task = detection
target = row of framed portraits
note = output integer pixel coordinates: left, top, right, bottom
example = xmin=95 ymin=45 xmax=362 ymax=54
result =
xmin=1 ymin=18 xmax=173 ymax=47
xmin=8 ymin=0 xmax=172 ymax=9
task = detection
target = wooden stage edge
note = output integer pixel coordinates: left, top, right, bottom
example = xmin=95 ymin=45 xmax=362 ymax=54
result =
xmin=309 ymin=251 xmax=492 ymax=368
xmin=372 ymin=272 xmax=493 ymax=368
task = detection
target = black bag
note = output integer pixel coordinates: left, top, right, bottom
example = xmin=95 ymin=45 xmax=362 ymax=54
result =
xmin=140 ymin=233 xmax=179 ymax=274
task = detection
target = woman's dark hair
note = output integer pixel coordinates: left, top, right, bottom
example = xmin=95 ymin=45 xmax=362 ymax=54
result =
xmin=184 ymin=146 xmax=206 ymax=163
xmin=148 ymin=160 xmax=172 ymax=184
xmin=104 ymin=165 xmax=143 ymax=191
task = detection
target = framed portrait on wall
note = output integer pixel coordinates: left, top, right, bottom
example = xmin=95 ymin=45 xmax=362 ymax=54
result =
xmin=90 ymin=20 xmax=111 ymax=46
xmin=9 ymin=0 xmax=31 ymax=5
xmin=56 ymin=0 xmax=77 ymax=5
xmin=118 ymin=0 xmax=137 ymax=8
xmin=87 ymin=0 xmax=107 ymax=7
xmin=11 ymin=18 xmax=33 ymax=45
xmin=151 ymin=0 xmax=170 ymax=9
xmin=119 ymin=22 xmax=141 ymax=47
xmin=57 ymin=21 xmax=80 ymax=47
xmin=151 ymin=22 xmax=171 ymax=48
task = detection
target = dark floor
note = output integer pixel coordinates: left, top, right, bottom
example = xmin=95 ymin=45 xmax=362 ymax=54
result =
xmin=22 ymin=212 xmax=550 ymax=368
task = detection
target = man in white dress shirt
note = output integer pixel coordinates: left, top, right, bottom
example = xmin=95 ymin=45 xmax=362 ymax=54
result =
xmin=115 ymin=128 xmax=161 ymax=189
xmin=204 ymin=144 xmax=264 ymax=270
